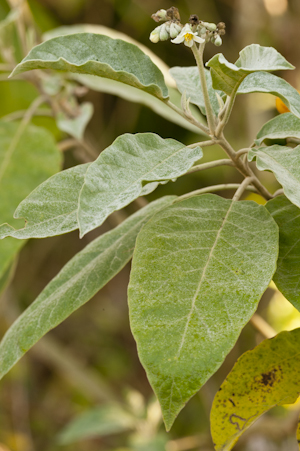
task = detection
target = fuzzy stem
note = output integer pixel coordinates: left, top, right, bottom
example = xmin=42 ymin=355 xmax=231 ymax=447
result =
xmin=187 ymin=159 xmax=234 ymax=175
xmin=176 ymin=183 xmax=258 ymax=202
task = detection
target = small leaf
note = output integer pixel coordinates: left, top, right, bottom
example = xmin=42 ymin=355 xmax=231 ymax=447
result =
xmin=211 ymin=328 xmax=300 ymax=451
xmin=10 ymin=33 xmax=169 ymax=100
xmin=207 ymin=44 xmax=294 ymax=96
xmin=248 ymin=145 xmax=300 ymax=209
xmin=238 ymin=72 xmax=300 ymax=118
xmin=0 ymin=164 xmax=90 ymax=240
xmin=128 ymin=194 xmax=278 ymax=430
xmin=57 ymin=405 xmax=135 ymax=445
xmin=78 ymin=133 xmax=203 ymax=237
xmin=56 ymin=102 xmax=93 ymax=140
xmin=0 ymin=120 xmax=62 ymax=277
xmin=169 ymin=66 xmax=223 ymax=116
xmin=256 ymin=113 xmax=300 ymax=145
xmin=0 ymin=196 xmax=176 ymax=381
xmin=266 ymin=195 xmax=300 ymax=311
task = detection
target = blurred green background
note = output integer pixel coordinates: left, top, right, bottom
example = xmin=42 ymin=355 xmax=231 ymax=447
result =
xmin=1 ymin=0 xmax=300 ymax=450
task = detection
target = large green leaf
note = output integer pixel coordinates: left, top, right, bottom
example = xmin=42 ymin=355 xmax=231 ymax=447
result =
xmin=211 ymin=328 xmax=300 ymax=451
xmin=0 ymin=164 xmax=90 ymax=240
xmin=78 ymin=133 xmax=203 ymax=237
xmin=169 ymin=66 xmax=223 ymax=116
xmin=0 ymin=196 xmax=175 ymax=381
xmin=57 ymin=405 xmax=134 ymax=444
xmin=0 ymin=120 xmax=62 ymax=277
xmin=128 ymin=194 xmax=278 ymax=430
xmin=238 ymin=72 xmax=300 ymax=118
xmin=10 ymin=33 xmax=169 ymax=100
xmin=256 ymin=113 xmax=300 ymax=145
xmin=248 ymin=145 xmax=300 ymax=209
xmin=266 ymin=195 xmax=300 ymax=311
xmin=207 ymin=44 xmax=294 ymax=96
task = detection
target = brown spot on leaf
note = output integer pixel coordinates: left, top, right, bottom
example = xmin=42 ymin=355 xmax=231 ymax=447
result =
xmin=261 ymin=369 xmax=277 ymax=387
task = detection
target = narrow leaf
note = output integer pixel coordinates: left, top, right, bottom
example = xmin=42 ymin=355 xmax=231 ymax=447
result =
xmin=266 ymin=195 xmax=300 ymax=311
xmin=10 ymin=33 xmax=169 ymax=100
xmin=78 ymin=133 xmax=203 ymax=236
xmin=256 ymin=113 xmax=300 ymax=145
xmin=207 ymin=44 xmax=294 ymax=96
xmin=0 ymin=196 xmax=176 ymax=381
xmin=56 ymin=102 xmax=93 ymax=140
xmin=169 ymin=66 xmax=223 ymax=116
xmin=211 ymin=328 xmax=300 ymax=451
xmin=0 ymin=120 xmax=62 ymax=277
xmin=128 ymin=194 xmax=278 ymax=430
xmin=248 ymin=145 xmax=300 ymax=209
xmin=0 ymin=164 xmax=90 ymax=240
xmin=238 ymin=72 xmax=300 ymax=118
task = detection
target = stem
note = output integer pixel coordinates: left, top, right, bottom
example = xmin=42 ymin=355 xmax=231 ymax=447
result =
xmin=191 ymin=42 xmax=216 ymax=135
xmin=235 ymin=147 xmax=251 ymax=158
xmin=177 ymin=183 xmax=258 ymax=202
xmin=215 ymin=94 xmax=237 ymax=137
xmin=232 ymin=177 xmax=254 ymax=201
xmin=188 ymin=140 xmax=215 ymax=149
xmin=250 ymin=313 xmax=276 ymax=339
xmin=273 ymin=188 xmax=284 ymax=197
xmin=165 ymin=100 xmax=210 ymax=135
xmin=186 ymin=159 xmax=234 ymax=175
xmin=2 ymin=108 xmax=53 ymax=122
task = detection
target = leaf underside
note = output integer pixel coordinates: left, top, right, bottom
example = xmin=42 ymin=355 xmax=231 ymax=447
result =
xmin=128 ymin=194 xmax=279 ymax=430
xmin=256 ymin=113 xmax=300 ymax=145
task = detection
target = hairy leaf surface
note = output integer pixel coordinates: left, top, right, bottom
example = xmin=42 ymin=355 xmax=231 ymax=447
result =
xmin=256 ymin=113 xmax=300 ymax=145
xmin=207 ymin=44 xmax=294 ymax=96
xmin=211 ymin=328 xmax=300 ymax=451
xmin=78 ymin=133 xmax=203 ymax=236
xmin=169 ymin=66 xmax=223 ymax=116
xmin=248 ymin=145 xmax=300 ymax=209
xmin=266 ymin=195 xmax=300 ymax=311
xmin=10 ymin=33 xmax=169 ymax=100
xmin=238 ymin=72 xmax=300 ymax=118
xmin=0 ymin=164 xmax=90 ymax=240
xmin=0 ymin=121 xmax=61 ymax=277
xmin=0 ymin=196 xmax=175 ymax=381
xmin=56 ymin=102 xmax=93 ymax=140
xmin=128 ymin=194 xmax=278 ymax=430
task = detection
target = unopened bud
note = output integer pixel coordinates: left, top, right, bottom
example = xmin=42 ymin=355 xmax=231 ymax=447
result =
xmin=206 ymin=23 xmax=217 ymax=32
xmin=217 ymin=22 xmax=226 ymax=29
xmin=199 ymin=26 xmax=207 ymax=36
xmin=169 ymin=22 xmax=182 ymax=38
xmin=150 ymin=27 xmax=161 ymax=43
xmin=166 ymin=6 xmax=181 ymax=21
xmin=214 ymin=35 xmax=222 ymax=46
xmin=159 ymin=23 xmax=169 ymax=41
xmin=151 ymin=9 xmax=167 ymax=22
xmin=189 ymin=14 xmax=199 ymax=26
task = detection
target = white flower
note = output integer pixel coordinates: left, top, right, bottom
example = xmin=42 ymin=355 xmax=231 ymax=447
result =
xmin=171 ymin=24 xmax=205 ymax=48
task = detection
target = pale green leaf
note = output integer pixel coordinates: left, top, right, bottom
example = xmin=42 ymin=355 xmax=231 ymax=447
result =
xmin=10 ymin=33 xmax=169 ymax=100
xmin=266 ymin=195 xmax=300 ymax=311
xmin=0 ymin=163 xmax=90 ymax=240
xmin=211 ymin=328 xmax=300 ymax=451
xmin=256 ymin=113 xmax=300 ymax=145
xmin=0 ymin=196 xmax=176 ymax=381
xmin=78 ymin=133 xmax=203 ymax=237
xmin=248 ymin=145 xmax=300 ymax=209
xmin=0 ymin=120 xmax=62 ymax=277
xmin=128 ymin=194 xmax=278 ymax=430
xmin=207 ymin=44 xmax=294 ymax=96
xmin=169 ymin=66 xmax=223 ymax=116
xmin=57 ymin=405 xmax=135 ymax=444
xmin=238 ymin=72 xmax=300 ymax=118
xmin=56 ymin=102 xmax=93 ymax=140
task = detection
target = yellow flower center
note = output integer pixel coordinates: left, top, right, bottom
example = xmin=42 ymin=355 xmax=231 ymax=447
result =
xmin=184 ymin=33 xmax=193 ymax=42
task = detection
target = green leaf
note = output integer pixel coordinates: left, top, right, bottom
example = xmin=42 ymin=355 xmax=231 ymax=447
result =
xmin=266 ymin=195 xmax=300 ymax=311
xmin=128 ymin=194 xmax=278 ymax=430
xmin=0 ymin=120 xmax=62 ymax=277
xmin=207 ymin=44 xmax=294 ymax=96
xmin=0 ymin=196 xmax=175 ymax=381
xmin=256 ymin=113 xmax=300 ymax=145
xmin=56 ymin=102 xmax=93 ymax=140
xmin=57 ymin=405 xmax=135 ymax=444
xmin=238 ymin=72 xmax=300 ymax=118
xmin=78 ymin=133 xmax=203 ymax=237
xmin=248 ymin=145 xmax=300 ymax=209
xmin=0 ymin=163 xmax=90 ymax=240
xmin=211 ymin=328 xmax=300 ymax=451
xmin=10 ymin=33 xmax=169 ymax=100
xmin=169 ymin=66 xmax=223 ymax=116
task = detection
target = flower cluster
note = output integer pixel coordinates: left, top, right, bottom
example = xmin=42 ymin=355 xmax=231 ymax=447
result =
xmin=149 ymin=6 xmax=226 ymax=47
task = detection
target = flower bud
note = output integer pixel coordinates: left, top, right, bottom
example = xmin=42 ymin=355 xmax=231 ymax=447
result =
xmin=159 ymin=23 xmax=169 ymax=41
xmin=214 ymin=35 xmax=222 ymax=46
xmin=199 ymin=26 xmax=207 ymax=36
xmin=206 ymin=23 xmax=217 ymax=32
xmin=169 ymin=22 xmax=181 ymax=38
xmin=151 ymin=9 xmax=167 ymax=22
xmin=149 ymin=27 xmax=161 ymax=43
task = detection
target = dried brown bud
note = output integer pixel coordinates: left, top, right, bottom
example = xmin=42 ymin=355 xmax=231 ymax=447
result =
xmin=189 ymin=14 xmax=199 ymax=26
xmin=166 ymin=6 xmax=181 ymax=21
xmin=218 ymin=28 xmax=226 ymax=36
xmin=217 ymin=22 xmax=226 ymax=30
